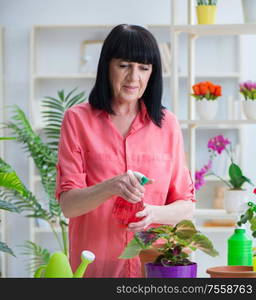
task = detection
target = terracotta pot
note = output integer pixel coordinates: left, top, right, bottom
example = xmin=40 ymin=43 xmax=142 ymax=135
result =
xmin=206 ymin=265 xmax=256 ymax=278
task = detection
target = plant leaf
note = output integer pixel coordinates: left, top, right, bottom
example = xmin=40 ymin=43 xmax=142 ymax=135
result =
xmin=175 ymin=220 xmax=197 ymax=240
xmin=249 ymin=216 xmax=256 ymax=232
xmin=0 ymin=172 xmax=26 ymax=196
xmin=229 ymin=163 xmax=247 ymax=188
xmin=238 ymin=208 xmax=253 ymax=225
xmin=0 ymin=137 xmax=16 ymax=140
xmin=189 ymin=233 xmax=219 ymax=257
xmin=18 ymin=241 xmax=50 ymax=273
xmin=0 ymin=199 xmax=20 ymax=212
xmin=134 ymin=230 xmax=158 ymax=248
xmin=119 ymin=238 xmax=143 ymax=259
xmin=0 ymin=241 xmax=15 ymax=256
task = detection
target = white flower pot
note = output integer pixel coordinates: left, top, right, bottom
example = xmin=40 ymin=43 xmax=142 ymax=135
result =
xmin=242 ymin=100 xmax=256 ymax=120
xmin=224 ymin=189 xmax=248 ymax=214
xmin=242 ymin=0 xmax=256 ymax=23
xmin=196 ymin=100 xmax=218 ymax=120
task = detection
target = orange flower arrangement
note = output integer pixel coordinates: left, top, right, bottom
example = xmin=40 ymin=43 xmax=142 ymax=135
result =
xmin=191 ymin=81 xmax=222 ymax=101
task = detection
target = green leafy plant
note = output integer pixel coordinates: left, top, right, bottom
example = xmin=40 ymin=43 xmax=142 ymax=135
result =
xmin=196 ymin=0 xmax=218 ymax=5
xmin=0 ymin=137 xmax=23 ymax=256
xmin=237 ymin=188 xmax=256 ymax=239
xmin=119 ymin=220 xmax=219 ymax=266
xmin=0 ymin=87 xmax=86 ymax=272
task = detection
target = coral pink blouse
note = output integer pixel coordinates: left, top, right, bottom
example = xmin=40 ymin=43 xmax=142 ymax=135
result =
xmin=56 ymin=101 xmax=195 ymax=278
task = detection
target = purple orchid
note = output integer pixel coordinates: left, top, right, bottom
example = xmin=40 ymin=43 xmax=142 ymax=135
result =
xmin=195 ymin=159 xmax=212 ymax=190
xmin=207 ymin=134 xmax=231 ymax=154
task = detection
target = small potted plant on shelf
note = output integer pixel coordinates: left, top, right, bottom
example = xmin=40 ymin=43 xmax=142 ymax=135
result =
xmin=196 ymin=0 xmax=218 ymax=25
xmin=191 ymin=81 xmax=222 ymax=120
xmin=240 ymin=80 xmax=256 ymax=120
xmin=241 ymin=0 xmax=256 ymax=24
xmin=119 ymin=220 xmax=219 ymax=278
xmin=195 ymin=134 xmax=254 ymax=213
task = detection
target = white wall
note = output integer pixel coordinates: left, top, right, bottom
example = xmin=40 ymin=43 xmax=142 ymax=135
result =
xmin=0 ymin=0 xmax=254 ymax=277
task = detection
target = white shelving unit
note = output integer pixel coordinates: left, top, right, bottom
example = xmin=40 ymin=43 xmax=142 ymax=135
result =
xmin=169 ymin=0 xmax=256 ymax=216
xmin=0 ymin=26 xmax=6 ymax=278
xmin=169 ymin=0 xmax=256 ymax=277
xmin=27 ymin=1 xmax=256 ymax=277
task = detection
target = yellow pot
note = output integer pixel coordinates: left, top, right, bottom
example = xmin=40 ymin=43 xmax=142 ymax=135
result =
xmin=196 ymin=5 xmax=217 ymax=25
xmin=253 ymin=256 xmax=256 ymax=272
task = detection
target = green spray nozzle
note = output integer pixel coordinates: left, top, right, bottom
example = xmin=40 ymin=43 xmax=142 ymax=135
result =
xmin=132 ymin=171 xmax=150 ymax=186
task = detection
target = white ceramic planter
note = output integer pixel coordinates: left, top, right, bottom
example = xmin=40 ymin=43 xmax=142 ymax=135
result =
xmin=196 ymin=100 xmax=218 ymax=120
xmin=224 ymin=189 xmax=248 ymax=214
xmin=242 ymin=0 xmax=256 ymax=23
xmin=242 ymin=100 xmax=256 ymax=120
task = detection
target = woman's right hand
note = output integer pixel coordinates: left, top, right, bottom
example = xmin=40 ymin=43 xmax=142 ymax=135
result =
xmin=112 ymin=170 xmax=152 ymax=204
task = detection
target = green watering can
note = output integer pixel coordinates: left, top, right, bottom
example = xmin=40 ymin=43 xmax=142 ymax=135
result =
xmin=34 ymin=250 xmax=95 ymax=278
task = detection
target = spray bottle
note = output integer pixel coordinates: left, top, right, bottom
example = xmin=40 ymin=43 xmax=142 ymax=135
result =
xmin=112 ymin=171 xmax=150 ymax=226
xmin=227 ymin=226 xmax=253 ymax=266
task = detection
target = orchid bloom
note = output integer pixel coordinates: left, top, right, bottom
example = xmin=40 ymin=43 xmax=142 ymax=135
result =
xmin=207 ymin=134 xmax=231 ymax=154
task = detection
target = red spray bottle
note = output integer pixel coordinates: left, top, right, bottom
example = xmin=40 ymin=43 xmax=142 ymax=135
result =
xmin=112 ymin=171 xmax=150 ymax=226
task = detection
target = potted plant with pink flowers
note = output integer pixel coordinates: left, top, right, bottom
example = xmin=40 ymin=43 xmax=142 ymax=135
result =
xmin=195 ymin=134 xmax=254 ymax=213
xmin=240 ymin=81 xmax=256 ymax=120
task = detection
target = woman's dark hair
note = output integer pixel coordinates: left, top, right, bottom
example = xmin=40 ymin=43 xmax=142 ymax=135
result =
xmin=88 ymin=24 xmax=165 ymax=127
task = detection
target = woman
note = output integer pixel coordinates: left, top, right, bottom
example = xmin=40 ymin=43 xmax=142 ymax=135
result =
xmin=56 ymin=24 xmax=195 ymax=278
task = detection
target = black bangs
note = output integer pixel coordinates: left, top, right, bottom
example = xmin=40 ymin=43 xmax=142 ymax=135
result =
xmin=112 ymin=30 xmax=155 ymax=64
xmin=105 ymin=25 xmax=157 ymax=65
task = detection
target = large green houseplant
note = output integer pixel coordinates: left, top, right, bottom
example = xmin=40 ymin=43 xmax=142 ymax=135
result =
xmin=0 ymin=88 xmax=86 ymax=272
xmin=0 ymin=137 xmax=21 ymax=257
xmin=119 ymin=220 xmax=219 ymax=278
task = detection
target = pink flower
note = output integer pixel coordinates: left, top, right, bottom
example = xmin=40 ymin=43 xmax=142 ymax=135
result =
xmin=195 ymin=160 xmax=212 ymax=190
xmin=240 ymin=81 xmax=256 ymax=91
xmin=207 ymin=135 xmax=230 ymax=154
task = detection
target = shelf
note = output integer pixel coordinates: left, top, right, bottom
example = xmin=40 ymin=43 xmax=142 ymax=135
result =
xmin=34 ymin=74 xmax=240 ymax=80
xmin=174 ymin=24 xmax=256 ymax=36
xmin=179 ymin=120 xmax=256 ymax=126
xmin=195 ymin=208 xmax=237 ymax=219
xmin=34 ymin=24 xmax=115 ymax=30
xmin=33 ymin=73 xmax=97 ymax=80
xmin=198 ymin=226 xmax=235 ymax=233
xmin=179 ymin=73 xmax=240 ymax=79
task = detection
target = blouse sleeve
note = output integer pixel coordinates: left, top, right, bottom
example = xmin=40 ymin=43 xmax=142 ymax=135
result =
xmin=165 ymin=117 xmax=196 ymax=204
xmin=55 ymin=109 xmax=87 ymax=201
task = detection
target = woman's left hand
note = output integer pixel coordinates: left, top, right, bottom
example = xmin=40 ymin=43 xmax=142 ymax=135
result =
xmin=127 ymin=203 xmax=156 ymax=233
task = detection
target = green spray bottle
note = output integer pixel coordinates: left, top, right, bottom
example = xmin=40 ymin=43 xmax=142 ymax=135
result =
xmin=227 ymin=227 xmax=253 ymax=266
